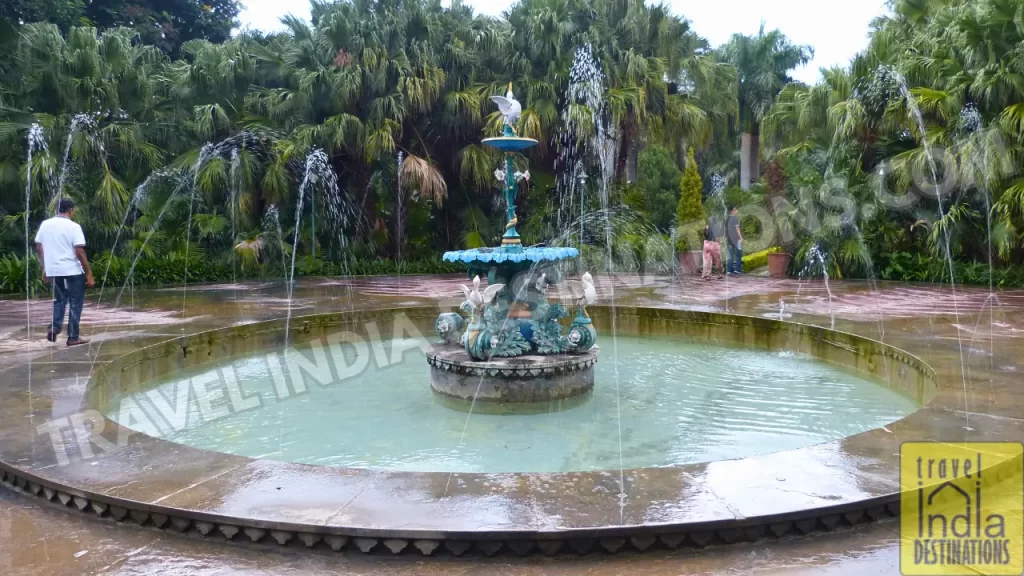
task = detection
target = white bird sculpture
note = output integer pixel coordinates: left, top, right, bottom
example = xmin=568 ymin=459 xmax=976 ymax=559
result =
xmin=581 ymin=272 xmax=597 ymax=304
xmin=510 ymin=272 xmax=547 ymax=299
xmin=460 ymin=275 xmax=504 ymax=311
xmin=568 ymin=272 xmax=598 ymax=305
xmin=490 ymin=83 xmax=522 ymax=133
xmin=534 ymin=273 xmax=549 ymax=292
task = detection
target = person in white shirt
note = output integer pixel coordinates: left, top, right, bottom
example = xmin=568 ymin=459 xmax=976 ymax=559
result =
xmin=34 ymin=198 xmax=95 ymax=346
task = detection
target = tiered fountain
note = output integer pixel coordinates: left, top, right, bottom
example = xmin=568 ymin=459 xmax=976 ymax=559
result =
xmin=428 ymin=84 xmax=599 ymax=402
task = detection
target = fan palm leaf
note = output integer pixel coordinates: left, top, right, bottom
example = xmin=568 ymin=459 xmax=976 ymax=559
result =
xmin=401 ymin=154 xmax=448 ymax=205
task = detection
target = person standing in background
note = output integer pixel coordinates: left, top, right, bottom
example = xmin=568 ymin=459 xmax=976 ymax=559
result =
xmin=34 ymin=198 xmax=95 ymax=346
xmin=702 ymin=216 xmax=725 ymax=280
xmin=726 ymin=206 xmax=743 ymax=275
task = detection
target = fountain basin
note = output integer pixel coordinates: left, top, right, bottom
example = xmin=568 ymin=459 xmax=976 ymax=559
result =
xmin=442 ymin=246 xmax=579 ymax=265
xmin=426 ymin=344 xmax=597 ymax=402
xmin=86 ymin=307 xmax=937 ymax=476
xmin=480 ymin=136 xmax=539 ymax=152
xmin=0 ymin=305 xmax=965 ymax=559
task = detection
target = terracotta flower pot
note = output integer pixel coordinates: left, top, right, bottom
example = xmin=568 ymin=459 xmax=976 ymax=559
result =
xmin=678 ymin=250 xmax=702 ymax=274
xmin=767 ymin=252 xmax=792 ymax=278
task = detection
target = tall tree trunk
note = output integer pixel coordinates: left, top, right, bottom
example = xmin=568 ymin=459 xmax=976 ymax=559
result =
xmin=394 ymin=197 xmax=404 ymax=261
xmin=615 ymin=123 xmax=629 ymax=183
xmin=749 ymin=123 xmax=761 ymax=184
xmin=626 ymin=139 xmax=640 ymax=183
xmin=740 ymin=132 xmax=753 ymax=190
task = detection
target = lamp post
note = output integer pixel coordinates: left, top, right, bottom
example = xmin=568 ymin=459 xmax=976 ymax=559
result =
xmin=578 ymin=170 xmax=587 ymax=248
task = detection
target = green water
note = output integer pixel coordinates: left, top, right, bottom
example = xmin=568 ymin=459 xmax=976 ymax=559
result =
xmin=107 ymin=335 xmax=919 ymax=473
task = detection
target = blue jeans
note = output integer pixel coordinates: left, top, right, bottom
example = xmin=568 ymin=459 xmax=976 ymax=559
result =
xmin=51 ymin=274 xmax=85 ymax=341
xmin=728 ymin=244 xmax=743 ymax=274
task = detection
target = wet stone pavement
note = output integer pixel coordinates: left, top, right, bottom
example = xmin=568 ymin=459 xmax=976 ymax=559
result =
xmin=0 ymin=273 xmax=1021 ymax=575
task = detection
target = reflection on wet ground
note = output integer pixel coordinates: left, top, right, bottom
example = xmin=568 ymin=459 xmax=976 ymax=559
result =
xmin=1 ymin=274 xmax=1021 ymax=574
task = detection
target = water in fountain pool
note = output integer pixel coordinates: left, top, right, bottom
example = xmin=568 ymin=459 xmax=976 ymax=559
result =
xmin=106 ymin=335 xmax=919 ymax=474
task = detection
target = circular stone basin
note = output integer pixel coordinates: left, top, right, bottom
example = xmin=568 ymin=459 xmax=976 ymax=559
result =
xmin=102 ymin=333 xmax=919 ymax=474
xmin=426 ymin=344 xmax=597 ymax=402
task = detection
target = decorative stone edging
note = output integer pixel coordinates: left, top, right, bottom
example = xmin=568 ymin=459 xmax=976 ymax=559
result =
xmin=8 ymin=453 xmax=1023 ymax=557
xmin=880 ymin=347 xmax=935 ymax=379
xmin=1 ymin=463 xmax=904 ymax=556
xmin=425 ymin=352 xmax=598 ymax=379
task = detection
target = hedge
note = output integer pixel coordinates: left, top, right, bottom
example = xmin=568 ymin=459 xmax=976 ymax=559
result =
xmin=742 ymin=247 xmax=782 ymax=273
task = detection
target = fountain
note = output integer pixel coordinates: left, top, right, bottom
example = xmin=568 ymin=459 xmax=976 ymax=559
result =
xmin=801 ymin=243 xmax=836 ymax=329
xmin=428 ymin=84 xmax=599 ymax=402
xmin=24 ymin=124 xmax=47 ymax=299
xmin=556 ymin=44 xmax=606 ymax=244
xmin=5 ymin=105 xmax=955 ymax=561
xmin=52 ymin=113 xmax=101 ymax=214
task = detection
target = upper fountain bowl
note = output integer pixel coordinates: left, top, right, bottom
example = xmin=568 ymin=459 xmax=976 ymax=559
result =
xmin=481 ymin=136 xmax=539 ymax=152
xmin=443 ymin=246 xmax=579 ymax=264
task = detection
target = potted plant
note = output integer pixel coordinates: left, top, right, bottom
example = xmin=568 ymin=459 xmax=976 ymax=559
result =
xmin=675 ymin=148 xmax=704 ymax=274
xmin=767 ymin=248 xmax=791 ymax=277
xmin=767 ymin=198 xmax=798 ymax=278
xmin=764 ymin=159 xmax=792 ymax=277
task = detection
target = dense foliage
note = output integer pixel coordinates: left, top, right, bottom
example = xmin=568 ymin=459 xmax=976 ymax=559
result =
xmin=0 ymin=0 xmax=241 ymax=55
xmin=1 ymin=0 xmax=1021 ymax=296
xmin=0 ymin=0 xmax=742 ymax=294
xmin=636 ymin=146 xmax=680 ymax=229
xmin=762 ymin=0 xmax=1024 ymax=282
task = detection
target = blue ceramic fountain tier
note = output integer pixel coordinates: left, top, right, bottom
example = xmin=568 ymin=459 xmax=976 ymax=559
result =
xmin=434 ymin=247 xmax=594 ymax=359
xmin=481 ymin=136 xmax=539 ymax=152
xmin=444 ymin=246 xmax=579 ymax=265
xmin=431 ymin=83 xmax=597 ymax=378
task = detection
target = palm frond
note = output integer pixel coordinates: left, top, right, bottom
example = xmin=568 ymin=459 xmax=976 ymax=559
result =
xmin=401 ymin=154 xmax=448 ymax=205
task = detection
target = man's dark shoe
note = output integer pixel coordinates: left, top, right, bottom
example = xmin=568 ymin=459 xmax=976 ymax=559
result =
xmin=46 ymin=327 xmax=60 ymax=342
xmin=66 ymin=338 xmax=89 ymax=347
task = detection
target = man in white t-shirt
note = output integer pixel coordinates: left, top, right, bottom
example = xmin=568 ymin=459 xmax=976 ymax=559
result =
xmin=34 ymin=198 xmax=95 ymax=346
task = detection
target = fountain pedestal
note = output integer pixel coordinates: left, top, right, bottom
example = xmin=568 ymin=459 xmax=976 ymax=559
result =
xmin=427 ymin=345 xmax=598 ymax=403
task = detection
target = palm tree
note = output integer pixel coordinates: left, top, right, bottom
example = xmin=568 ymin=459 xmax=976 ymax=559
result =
xmin=723 ymin=25 xmax=812 ymax=190
xmin=762 ymin=0 xmax=1024 ymax=274
xmin=2 ymin=24 xmax=168 ymax=231
xmin=0 ymin=0 xmax=803 ymax=287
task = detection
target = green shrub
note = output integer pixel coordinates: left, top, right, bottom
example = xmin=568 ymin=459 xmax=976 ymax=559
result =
xmin=620 ymin=183 xmax=648 ymax=215
xmin=37 ymin=254 xmax=466 ymax=294
xmin=0 ymin=255 xmax=42 ymax=296
xmin=637 ymin=146 xmax=681 ymax=229
xmin=742 ymin=247 xmax=782 ymax=273
xmin=877 ymin=253 xmax=1024 ymax=288
xmin=7 ymin=249 xmax=1024 ymax=295
xmin=722 ymin=185 xmax=756 ymax=214
xmin=675 ymin=147 xmax=704 ymax=252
